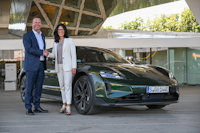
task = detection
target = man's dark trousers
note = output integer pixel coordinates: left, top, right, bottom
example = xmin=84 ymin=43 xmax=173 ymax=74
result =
xmin=25 ymin=62 xmax=44 ymax=109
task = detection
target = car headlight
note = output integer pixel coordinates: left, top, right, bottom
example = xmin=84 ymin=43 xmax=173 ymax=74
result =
xmin=99 ymin=71 xmax=124 ymax=79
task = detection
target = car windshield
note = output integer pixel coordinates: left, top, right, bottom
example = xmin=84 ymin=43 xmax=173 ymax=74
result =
xmin=77 ymin=47 xmax=129 ymax=63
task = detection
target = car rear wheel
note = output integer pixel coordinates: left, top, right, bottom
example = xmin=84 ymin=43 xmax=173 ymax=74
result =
xmin=20 ymin=75 xmax=26 ymax=102
xmin=73 ymin=75 xmax=97 ymax=115
xmin=146 ymin=105 xmax=166 ymax=109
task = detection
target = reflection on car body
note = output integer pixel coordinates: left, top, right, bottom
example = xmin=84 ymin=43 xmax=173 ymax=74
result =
xmin=19 ymin=46 xmax=179 ymax=115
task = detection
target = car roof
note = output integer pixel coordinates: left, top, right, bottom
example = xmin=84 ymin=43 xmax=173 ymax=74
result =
xmin=76 ymin=46 xmax=111 ymax=53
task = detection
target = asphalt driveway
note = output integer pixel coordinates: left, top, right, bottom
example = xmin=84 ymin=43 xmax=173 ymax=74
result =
xmin=0 ymin=85 xmax=200 ymax=133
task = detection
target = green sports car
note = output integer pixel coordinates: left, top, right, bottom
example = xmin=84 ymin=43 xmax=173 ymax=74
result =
xmin=19 ymin=46 xmax=179 ymax=114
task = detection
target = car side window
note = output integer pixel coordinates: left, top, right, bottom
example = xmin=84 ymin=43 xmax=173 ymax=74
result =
xmin=77 ymin=47 xmax=107 ymax=63
xmin=103 ymin=53 xmax=120 ymax=63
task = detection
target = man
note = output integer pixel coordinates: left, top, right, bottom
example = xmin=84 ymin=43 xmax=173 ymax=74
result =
xmin=23 ymin=16 xmax=49 ymax=115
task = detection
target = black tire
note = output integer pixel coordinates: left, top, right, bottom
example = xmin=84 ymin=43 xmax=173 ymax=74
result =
xmin=73 ymin=75 xmax=97 ymax=115
xmin=20 ymin=75 xmax=26 ymax=102
xmin=146 ymin=105 xmax=166 ymax=109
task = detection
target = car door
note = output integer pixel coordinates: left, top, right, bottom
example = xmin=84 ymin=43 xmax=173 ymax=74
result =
xmin=43 ymin=48 xmax=61 ymax=98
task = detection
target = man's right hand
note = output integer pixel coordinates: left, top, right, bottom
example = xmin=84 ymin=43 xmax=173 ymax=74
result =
xmin=43 ymin=50 xmax=49 ymax=56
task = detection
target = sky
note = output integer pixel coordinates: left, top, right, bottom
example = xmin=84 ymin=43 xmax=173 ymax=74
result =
xmin=102 ymin=0 xmax=189 ymax=29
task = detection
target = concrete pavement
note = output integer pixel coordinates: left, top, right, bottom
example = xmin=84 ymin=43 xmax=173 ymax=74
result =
xmin=0 ymin=85 xmax=200 ymax=133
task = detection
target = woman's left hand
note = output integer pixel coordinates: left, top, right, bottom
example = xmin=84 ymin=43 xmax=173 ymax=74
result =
xmin=72 ymin=68 xmax=76 ymax=75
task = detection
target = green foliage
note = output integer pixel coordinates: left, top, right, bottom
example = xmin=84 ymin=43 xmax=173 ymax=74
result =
xmin=101 ymin=26 xmax=114 ymax=29
xmin=177 ymin=9 xmax=200 ymax=32
xmin=119 ymin=9 xmax=200 ymax=32
xmin=146 ymin=14 xmax=179 ymax=32
xmin=120 ymin=17 xmax=144 ymax=30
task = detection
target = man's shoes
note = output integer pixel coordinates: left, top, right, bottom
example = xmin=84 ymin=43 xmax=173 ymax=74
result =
xmin=34 ymin=107 xmax=48 ymax=113
xmin=26 ymin=109 xmax=35 ymax=115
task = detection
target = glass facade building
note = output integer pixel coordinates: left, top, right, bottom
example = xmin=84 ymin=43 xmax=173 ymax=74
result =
xmin=110 ymin=0 xmax=178 ymax=16
xmin=8 ymin=0 xmax=118 ymax=37
xmin=125 ymin=47 xmax=200 ymax=85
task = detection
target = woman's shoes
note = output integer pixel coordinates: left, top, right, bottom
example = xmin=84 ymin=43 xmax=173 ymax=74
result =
xmin=66 ymin=106 xmax=71 ymax=115
xmin=60 ymin=105 xmax=65 ymax=113
xmin=60 ymin=105 xmax=71 ymax=115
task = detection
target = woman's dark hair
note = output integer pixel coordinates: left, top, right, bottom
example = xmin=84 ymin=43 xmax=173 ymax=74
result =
xmin=54 ymin=24 xmax=69 ymax=43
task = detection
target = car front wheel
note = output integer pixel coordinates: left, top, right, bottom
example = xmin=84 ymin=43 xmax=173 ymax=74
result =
xmin=73 ymin=75 xmax=97 ymax=115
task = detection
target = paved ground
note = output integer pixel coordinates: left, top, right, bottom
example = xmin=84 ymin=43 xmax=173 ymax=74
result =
xmin=0 ymin=85 xmax=200 ymax=133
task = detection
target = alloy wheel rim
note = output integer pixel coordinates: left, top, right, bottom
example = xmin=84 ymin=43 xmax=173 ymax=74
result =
xmin=74 ymin=78 xmax=91 ymax=111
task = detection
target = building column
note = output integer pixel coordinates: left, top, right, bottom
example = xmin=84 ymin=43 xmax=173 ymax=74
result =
xmin=168 ymin=48 xmax=175 ymax=75
xmin=186 ymin=0 xmax=200 ymax=24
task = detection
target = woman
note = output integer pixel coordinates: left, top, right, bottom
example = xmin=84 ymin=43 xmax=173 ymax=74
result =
xmin=48 ymin=24 xmax=77 ymax=115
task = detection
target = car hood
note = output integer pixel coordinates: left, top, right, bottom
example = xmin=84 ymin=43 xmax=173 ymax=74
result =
xmin=87 ymin=63 xmax=176 ymax=86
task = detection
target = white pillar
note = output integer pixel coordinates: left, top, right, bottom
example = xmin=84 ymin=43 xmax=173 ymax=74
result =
xmin=186 ymin=0 xmax=200 ymax=24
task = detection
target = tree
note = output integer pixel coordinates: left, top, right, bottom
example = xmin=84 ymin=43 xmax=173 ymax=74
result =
xmin=147 ymin=14 xmax=179 ymax=32
xmin=118 ymin=9 xmax=200 ymax=33
xmin=119 ymin=17 xmax=144 ymax=30
xmin=101 ymin=26 xmax=114 ymax=29
xmin=164 ymin=14 xmax=179 ymax=31
xmin=177 ymin=9 xmax=200 ymax=32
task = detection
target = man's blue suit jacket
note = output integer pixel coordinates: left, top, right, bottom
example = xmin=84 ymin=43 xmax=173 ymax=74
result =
xmin=23 ymin=30 xmax=47 ymax=71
